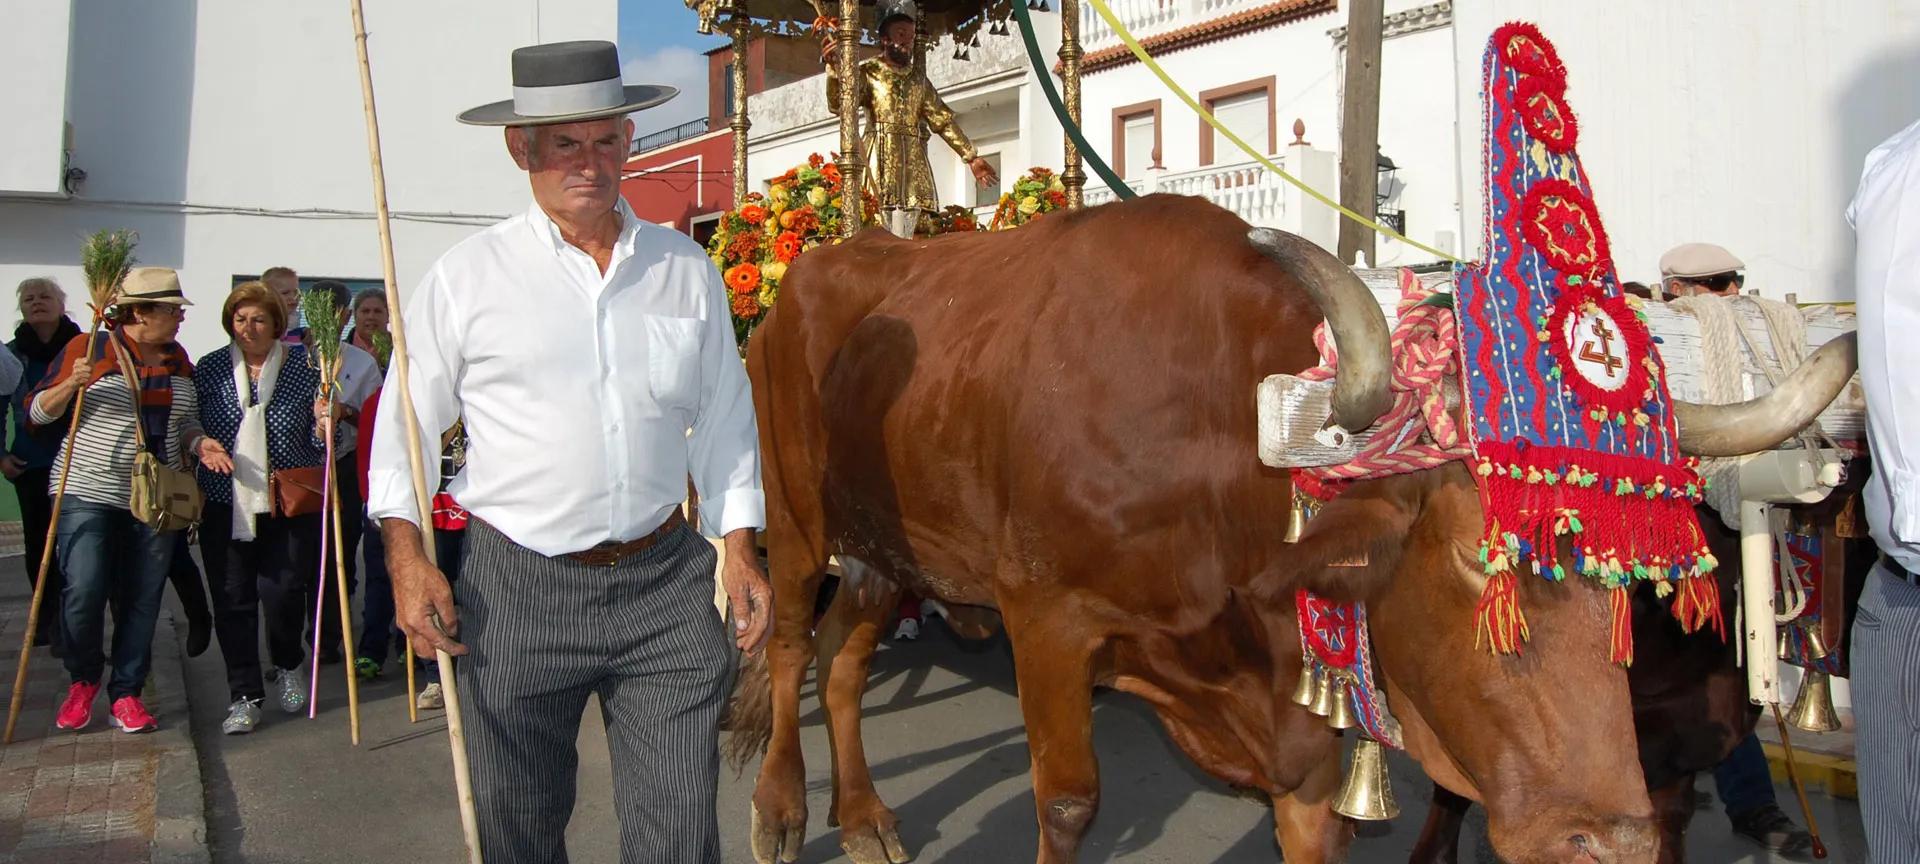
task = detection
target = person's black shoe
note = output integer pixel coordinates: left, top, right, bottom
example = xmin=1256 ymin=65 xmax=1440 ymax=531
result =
xmin=186 ymin=615 xmax=212 ymax=658
xmin=1729 ymin=803 xmax=1813 ymax=856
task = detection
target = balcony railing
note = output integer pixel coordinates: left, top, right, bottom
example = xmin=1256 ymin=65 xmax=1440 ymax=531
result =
xmin=631 ymin=117 xmax=711 ymax=156
xmin=1084 ymin=157 xmax=1287 ymax=229
xmin=1080 ymin=0 xmax=1275 ymax=51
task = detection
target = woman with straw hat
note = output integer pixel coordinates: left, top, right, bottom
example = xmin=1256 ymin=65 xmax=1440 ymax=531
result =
xmin=27 ymin=267 xmax=222 ymax=734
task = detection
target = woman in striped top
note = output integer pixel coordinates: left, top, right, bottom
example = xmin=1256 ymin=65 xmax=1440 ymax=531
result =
xmin=27 ymin=268 xmax=221 ymax=734
xmin=192 ymin=282 xmax=334 ymax=735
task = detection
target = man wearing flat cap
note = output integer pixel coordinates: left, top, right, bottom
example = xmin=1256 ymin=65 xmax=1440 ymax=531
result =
xmin=1655 ymin=239 xmax=1818 ymax=855
xmin=1659 ymin=241 xmax=1747 ymax=299
xmin=367 ymin=40 xmax=770 ymax=863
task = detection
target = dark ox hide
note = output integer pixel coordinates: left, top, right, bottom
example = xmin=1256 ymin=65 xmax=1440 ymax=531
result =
xmin=734 ymin=195 xmax=1662 ymax=864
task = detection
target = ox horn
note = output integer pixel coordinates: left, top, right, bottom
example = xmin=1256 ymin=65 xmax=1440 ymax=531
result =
xmin=1672 ymin=332 xmax=1859 ymax=457
xmin=1247 ymin=228 xmax=1392 ymax=432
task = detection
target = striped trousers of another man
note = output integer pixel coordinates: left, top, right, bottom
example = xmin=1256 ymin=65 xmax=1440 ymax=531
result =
xmin=1852 ymin=561 xmax=1920 ymax=863
xmin=457 ymin=517 xmax=735 ymax=864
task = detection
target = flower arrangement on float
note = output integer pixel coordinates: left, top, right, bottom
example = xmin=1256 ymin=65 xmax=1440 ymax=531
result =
xmin=987 ymin=167 xmax=1068 ymax=230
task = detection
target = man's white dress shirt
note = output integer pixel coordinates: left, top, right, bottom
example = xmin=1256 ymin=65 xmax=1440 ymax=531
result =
xmin=1848 ymin=119 xmax=1920 ymax=572
xmin=367 ymin=198 xmax=764 ymax=557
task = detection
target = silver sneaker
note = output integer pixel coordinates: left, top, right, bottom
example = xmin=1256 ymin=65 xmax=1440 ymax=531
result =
xmin=276 ymin=667 xmax=308 ymax=715
xmin=222 ymin=699 xmax=263 ymax=735
xmin=415 ymin=682 xmax=444 ymax=711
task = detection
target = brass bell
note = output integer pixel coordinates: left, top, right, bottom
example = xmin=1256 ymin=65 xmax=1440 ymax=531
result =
xmin=1291 ymin=662 xmax=1320 ymax=708
xmin=1325 ymin=676 xmax=1357 ymax=730
xmin=1285 ymin=499 xmax=1306 ymax=543
xmin=1778 ymin=628 xmax=1792 ymax=660
xmin=1802 ymin=624 xmax=1832 ymax=662
xmin=1307 ymin=668 xmax=1338 ymax=718
xmin=1332 ymin=737 xmax=1400 ymax=821
xmin=1786 ymin=670 xmax=1842 ymax=734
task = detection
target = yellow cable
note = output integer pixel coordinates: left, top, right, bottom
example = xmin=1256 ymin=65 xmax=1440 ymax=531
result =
xmin=1085 ymin=0 xmax=1463 ymax=263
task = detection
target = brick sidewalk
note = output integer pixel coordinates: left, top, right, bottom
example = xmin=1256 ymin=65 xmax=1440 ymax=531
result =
xmin=0 ymin=558 xmax=207 ymax=864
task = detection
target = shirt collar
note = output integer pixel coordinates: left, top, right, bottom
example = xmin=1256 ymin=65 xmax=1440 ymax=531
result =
xmin=526 ymin=196 xmax=641 ymax=262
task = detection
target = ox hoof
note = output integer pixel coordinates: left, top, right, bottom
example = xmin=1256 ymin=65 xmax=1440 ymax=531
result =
xmin=840 ymin=823 xmax=912 ymax=864
xmin=751 ymin=802 xmax=807 ymax=864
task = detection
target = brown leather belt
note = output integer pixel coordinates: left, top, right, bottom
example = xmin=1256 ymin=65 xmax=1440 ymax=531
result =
xmin=563 ymin=510 xmax=686 ymax=567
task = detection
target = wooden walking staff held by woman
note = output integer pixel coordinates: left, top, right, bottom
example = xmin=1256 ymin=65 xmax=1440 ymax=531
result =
xmin=366 ymin=39 xmax=772 ymax=863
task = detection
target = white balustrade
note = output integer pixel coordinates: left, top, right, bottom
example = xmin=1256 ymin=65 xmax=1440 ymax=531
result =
xmin=1080 ymin=0 xmax=1273 ymax=50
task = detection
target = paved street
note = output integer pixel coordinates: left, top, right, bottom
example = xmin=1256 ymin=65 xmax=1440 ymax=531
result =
xmin=177 ymin=600 xmax=1870 ymax=864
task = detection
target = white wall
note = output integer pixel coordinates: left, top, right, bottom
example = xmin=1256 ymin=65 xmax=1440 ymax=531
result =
xmin=1451 ymin=0 xmax=1920 ymax=301
xmin=0 ymin=0 xmax=616 ymax=355
xmin=0 ymin=0 xmax=76 ymax=196
xmin=1078 ymin=0 xmax=1458 ymax=263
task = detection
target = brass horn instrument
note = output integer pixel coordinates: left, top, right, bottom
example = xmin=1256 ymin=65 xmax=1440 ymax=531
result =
xmin=1332 ymin=737 xmax=1399 ymax=821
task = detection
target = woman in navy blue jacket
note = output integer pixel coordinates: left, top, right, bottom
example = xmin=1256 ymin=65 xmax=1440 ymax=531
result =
xmin=193 ymin=281 xmax=335 ymax=736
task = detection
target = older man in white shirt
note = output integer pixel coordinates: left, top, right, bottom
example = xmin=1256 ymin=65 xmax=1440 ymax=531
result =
xmin=1848 ymin=118 xmax=1920 ymax=863
xmin=368 ymin=41 xmax=770 ymax=864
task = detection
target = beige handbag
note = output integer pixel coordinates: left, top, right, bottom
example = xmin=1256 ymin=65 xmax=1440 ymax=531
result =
xmin=112 ymin=340 xmax=203 ymax=532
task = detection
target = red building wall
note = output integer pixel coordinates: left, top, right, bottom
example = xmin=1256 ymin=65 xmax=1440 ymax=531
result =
xmin=622 ymin=130 xmax=734 ymax=245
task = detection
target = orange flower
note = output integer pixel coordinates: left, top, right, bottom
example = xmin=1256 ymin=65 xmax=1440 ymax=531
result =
xmin=773 ymin=231 xmax=804 ymax=263
xmin=778 ymin=209 xmax=798 ymax=229
xmin=730 ymin=292 xmax=762 ymax=319
xmin=821 ymin=163 xmax=841 ymax=184
xmin=789 ymin=207 xmax=820 ymax=234
xmin=740 ymin=204 xmax=770 ymax=225
xmin=951 ymin=215 xmax=975 ymax=232
xmin=1045 ymin=189 xmax=1067 ymax=208
xmin=808 ymin=153 xmax=825 ymax=169
xmin=723 ymin=263 xmax=762 ymax=296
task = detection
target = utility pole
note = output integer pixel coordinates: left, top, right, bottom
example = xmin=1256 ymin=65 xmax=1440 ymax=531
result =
xmin=1336 ymin=0 xmax=1384 ymax=266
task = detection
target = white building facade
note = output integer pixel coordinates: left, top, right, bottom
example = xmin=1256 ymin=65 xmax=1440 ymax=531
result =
xmin=0 ymin=0 xmax=616 ymax=353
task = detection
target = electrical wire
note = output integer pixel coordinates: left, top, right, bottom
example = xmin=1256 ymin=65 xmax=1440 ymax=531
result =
xmin=3 ymin=195 xmax=505 ymax=227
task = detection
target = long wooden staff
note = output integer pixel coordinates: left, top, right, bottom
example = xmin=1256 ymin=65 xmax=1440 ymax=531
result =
xmin=4 ymin=318 xmax=104 ymax=744
xmin=349 ymin=3 xmax=481 ymax=859
xmin=323 ymin=402 xmax=362 ymax=744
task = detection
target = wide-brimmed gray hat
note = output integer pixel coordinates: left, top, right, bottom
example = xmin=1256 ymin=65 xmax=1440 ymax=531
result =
xmin=457 ymin=40 xmax=677 ymax=127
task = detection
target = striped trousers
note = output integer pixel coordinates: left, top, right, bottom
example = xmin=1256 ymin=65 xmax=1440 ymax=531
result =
xmin=458 ymin=518 xmax=735 ymax=864
xmin=1851 ymin=562 xmax=1920 ymax=863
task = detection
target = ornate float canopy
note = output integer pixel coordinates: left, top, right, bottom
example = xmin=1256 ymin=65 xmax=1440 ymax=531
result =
xmin=685 ymin=0 xmax=1016 ymax=46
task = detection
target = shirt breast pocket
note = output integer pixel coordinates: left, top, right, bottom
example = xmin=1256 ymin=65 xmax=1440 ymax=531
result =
xmin=643 ymin=314 xmax=704 ymax=413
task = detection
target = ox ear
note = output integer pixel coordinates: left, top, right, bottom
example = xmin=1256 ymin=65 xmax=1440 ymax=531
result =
xmin=1256 ymin=476 xmax=1420 ymax=606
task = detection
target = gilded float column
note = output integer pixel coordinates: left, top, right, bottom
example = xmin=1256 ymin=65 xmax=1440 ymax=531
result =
xmin=837 ymin=0 xmax=862 ymax=237
xmin=729 ymin=16 xmax=752 ymax=206
xmin=1057 ymin=0 xmax=1086 ymax=208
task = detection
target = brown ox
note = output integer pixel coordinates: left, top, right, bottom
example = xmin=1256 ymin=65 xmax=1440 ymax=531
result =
xmin=732 ymin=195 xmax=1855 ymax=864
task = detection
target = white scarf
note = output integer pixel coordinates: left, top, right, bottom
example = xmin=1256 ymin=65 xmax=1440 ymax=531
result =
xmin=230 ymin=340 xmax=285 ymax=541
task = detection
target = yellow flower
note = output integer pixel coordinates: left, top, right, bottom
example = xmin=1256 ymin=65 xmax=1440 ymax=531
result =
xmin=761 ymin=261 xmax=788 ymax=283
xmin=770 ymin=185 xmax=790 ymax=205
xmin=1018 ymin=195 xmax=1040 ymax=215
xmin=1049 ymin=176 xmax=1065 ymax=193
xmin=758 ymin=284 xmax=778 ymax=307
xmin=764 ymin=219 xmax=779 ymax=237
xmin=709 ymin=254 xmax=726 ymax=271
xmin=807 ymin=187 xmax=829 ymax=209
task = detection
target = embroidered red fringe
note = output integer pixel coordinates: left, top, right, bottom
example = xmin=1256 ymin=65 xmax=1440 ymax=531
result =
xmin=1470 ymin=440 xmax=1721 ymax=663
xmin=1475 ymin=570 xmax=1530 ymax=653
xmin=1610 ymin=586 xmax=1633 ymax=665
xmin=1669 ymin=565 xmax=1725 ymax=640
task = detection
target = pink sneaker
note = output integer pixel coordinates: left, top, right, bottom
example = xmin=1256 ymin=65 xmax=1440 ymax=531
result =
xmin=55 ymin=682 xmax=100 ymax=731
xmin=108 ymin=696 xmax=157 ymax=734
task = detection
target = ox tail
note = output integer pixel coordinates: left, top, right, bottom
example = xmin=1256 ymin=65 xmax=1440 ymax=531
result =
xmin=722 ymin=648 xmax=773 ymax=774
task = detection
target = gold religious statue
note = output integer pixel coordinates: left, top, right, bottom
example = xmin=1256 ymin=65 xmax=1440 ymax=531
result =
xmin=822 ymin=0 xmax=999 ymax=236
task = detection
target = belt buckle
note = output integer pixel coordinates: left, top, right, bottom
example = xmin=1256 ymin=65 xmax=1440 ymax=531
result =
xmin=574 ymin=545 xmax=623 ymax=568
